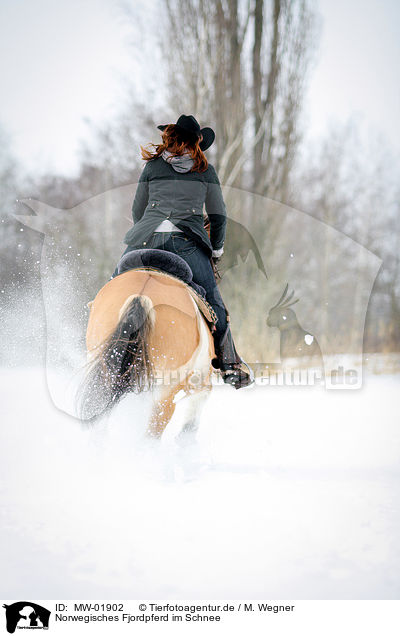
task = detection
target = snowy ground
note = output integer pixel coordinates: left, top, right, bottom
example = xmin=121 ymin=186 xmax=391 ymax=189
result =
xmin=0 ymin=367 xmax=399 ymax=599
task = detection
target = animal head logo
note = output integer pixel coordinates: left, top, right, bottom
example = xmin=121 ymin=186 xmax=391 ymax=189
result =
xmin=218 ymin=217 xmax=268 ymax=279
xmin=267 ymin=283 xmax=299 ymax=328
xmin=2 ymin=602 xmax=51 ymax=633
xmin=267 ymin=283 xmax=323 ymax=366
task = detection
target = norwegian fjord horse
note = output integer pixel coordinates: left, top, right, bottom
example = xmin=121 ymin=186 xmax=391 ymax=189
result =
xmin=78 ymin=268 xmax=215 ymax=438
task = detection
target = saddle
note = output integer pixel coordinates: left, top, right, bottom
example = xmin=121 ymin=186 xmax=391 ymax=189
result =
xmin=117 ymin=248 xmax=217 ymax=326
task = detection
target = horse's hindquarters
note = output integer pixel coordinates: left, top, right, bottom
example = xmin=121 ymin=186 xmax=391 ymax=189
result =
xmin=83 ymin=270 xmax=214 ymax=434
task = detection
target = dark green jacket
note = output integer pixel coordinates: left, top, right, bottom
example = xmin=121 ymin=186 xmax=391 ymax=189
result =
xmin=123 ymin=157 xmax=226 ymax=256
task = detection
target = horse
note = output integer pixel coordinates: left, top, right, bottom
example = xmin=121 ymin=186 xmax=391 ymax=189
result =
xmin=77 ymin=266 xmax=215 ymax=438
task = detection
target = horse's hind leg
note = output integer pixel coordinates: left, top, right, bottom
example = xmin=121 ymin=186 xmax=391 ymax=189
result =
xmin=147 ymin=383 xmax=186 ymax=439
xmin=147 ymin=377 xmax=212 ymax=441
xmin=169 ymin=387 xmax=213 ymax=481
xmin=176 ymin=385 xmax=212 ymax=444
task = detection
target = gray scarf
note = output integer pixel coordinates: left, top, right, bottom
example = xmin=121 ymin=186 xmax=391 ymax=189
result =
xmin=161 ymin=150 xmax=195 ymax=173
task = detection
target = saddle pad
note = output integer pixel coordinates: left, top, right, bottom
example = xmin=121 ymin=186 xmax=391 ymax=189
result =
xmin=118 ymin=248 xmax=206 ymax=297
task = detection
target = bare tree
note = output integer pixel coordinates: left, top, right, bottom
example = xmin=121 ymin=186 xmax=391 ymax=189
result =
xmin=291 ymin=121 xmax=400 ymax=353
xmin=161 ymin=0 xmax=318 ymax=200
xmin=0 ymin=126 xmax=26 ymax=288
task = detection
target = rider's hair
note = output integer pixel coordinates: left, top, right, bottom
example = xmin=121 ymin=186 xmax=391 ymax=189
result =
xmin=141 ymin=124 xmax=208 ymax=172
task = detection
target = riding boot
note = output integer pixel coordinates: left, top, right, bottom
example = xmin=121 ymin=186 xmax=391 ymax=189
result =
xmin=212 ymin=323 xmax=253 ymax=389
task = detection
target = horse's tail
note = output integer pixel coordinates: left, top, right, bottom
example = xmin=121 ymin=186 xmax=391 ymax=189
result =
xmin=77 ymin=294 xmax=155 ymax=421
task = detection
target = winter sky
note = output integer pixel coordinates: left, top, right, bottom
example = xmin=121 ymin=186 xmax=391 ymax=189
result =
xmin=0 ymin=0 xmax=399 ymax=176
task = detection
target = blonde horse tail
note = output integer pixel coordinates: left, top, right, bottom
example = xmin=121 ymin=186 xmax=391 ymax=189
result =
xmin=77 ymin=294 xmax=155 ymax=421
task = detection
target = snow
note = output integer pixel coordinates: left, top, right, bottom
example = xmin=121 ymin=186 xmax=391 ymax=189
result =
xmin=0 ymin=367 xmax=399 ymax=599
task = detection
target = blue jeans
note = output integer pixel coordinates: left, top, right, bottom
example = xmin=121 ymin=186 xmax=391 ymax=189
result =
xmin=113 ymin=233 xmax=228 ymax=348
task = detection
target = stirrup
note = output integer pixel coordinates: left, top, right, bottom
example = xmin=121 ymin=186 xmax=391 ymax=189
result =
xmin=220 ymin=359 xmax=255 ymax=390
xmin=238 ymin=358 xmax=255 ymax=384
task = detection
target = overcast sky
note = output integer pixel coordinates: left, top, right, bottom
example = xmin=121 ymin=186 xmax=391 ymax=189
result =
xmin=0 ymin=0 xmax=399 ymax=176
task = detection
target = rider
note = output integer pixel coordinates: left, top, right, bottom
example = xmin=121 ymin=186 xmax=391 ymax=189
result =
xmin=114 ymin=114 xmax=251 ymax=389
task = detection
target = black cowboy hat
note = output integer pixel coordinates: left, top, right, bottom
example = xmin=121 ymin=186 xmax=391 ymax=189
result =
xmin=157 ymin=114 xmax=215 ymax=151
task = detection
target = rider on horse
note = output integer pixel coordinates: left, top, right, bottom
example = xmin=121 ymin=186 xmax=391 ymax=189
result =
xmin=113 ymin=115 xmax=251 ymax=389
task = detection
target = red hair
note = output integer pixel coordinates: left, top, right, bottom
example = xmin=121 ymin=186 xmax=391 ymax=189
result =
xmin=141 ymin=124 xmax=208 ymax=172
